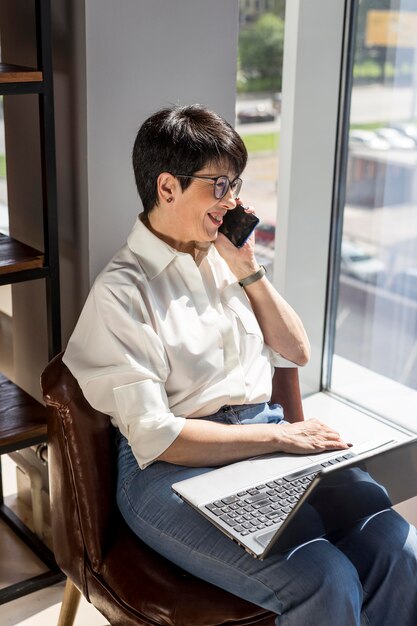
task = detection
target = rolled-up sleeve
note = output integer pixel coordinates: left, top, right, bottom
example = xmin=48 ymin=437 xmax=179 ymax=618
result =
xmin=266 ymin=347 xmax=300 ymax=368
xmin=63 ymin=279 xmax=186 ymax=469
xmin=112 ymin=379 xmax=185 ymax=468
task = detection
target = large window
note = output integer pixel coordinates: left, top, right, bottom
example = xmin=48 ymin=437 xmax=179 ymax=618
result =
xmin=236 ymin=0 xmax=286 ymax=282
xmin=328 ymin=1 xmax=417 ymax=427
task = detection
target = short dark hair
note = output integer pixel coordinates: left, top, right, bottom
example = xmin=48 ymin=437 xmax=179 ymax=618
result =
xmin=132 ymin=104 xmax=248 ymax=214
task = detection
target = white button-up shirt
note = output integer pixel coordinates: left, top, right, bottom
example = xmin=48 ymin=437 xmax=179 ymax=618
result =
xmin=63 ymin=217 xmax=295 ymax=468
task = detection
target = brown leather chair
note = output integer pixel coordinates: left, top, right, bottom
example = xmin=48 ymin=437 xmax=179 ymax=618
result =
xmin=41 ymin=353 xmax=304 ymax=626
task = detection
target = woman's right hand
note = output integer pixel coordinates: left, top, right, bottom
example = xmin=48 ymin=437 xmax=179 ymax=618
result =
xmin=276 ymin=419 xmax=351 ymax=455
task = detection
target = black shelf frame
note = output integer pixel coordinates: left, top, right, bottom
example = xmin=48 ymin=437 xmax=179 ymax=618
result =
xmin=0 ymin=0 xmax=63 ymax=604
xmin=36 ymin=0 xmax=61 ymax=360
xmin=0 ymin=0 xmax=61 ymax=358
xmin=0 ymin=82 xmax=44 ymax=95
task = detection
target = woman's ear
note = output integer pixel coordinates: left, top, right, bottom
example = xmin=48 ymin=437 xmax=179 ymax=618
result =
xmin=157 ymin=172 xmax=178 ymax=205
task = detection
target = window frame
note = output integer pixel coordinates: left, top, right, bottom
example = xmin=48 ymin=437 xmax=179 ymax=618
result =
xmin=322 ymin=0 xmax=357 ymax=391
xmin=277 ymin=0 xmax=417 ymax=434
xmin=275 ymin=0 xmax=349 ymax=396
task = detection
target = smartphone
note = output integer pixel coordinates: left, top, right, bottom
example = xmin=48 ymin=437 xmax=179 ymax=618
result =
xmin=218 ymin=205 xmax=260 ymax=248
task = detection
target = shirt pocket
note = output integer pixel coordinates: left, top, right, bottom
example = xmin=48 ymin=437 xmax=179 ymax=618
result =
xmin=223 ymin=288 xmax=263 ymax=339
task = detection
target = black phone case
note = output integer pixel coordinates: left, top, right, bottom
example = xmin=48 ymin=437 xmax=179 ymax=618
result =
xmin=218 ymin=206 xmax=260 ymax=247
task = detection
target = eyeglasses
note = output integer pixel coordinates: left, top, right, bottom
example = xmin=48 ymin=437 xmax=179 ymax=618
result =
xmin=175 ymin=174 xmax=243 ymax=200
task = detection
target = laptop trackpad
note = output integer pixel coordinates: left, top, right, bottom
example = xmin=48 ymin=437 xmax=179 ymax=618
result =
xmin=255 ymin=528 xmax=278 ymax=548
xmin=255 ymin=503 xmax=330 ymax=553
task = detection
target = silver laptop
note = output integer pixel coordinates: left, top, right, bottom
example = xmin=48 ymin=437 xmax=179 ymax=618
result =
xmin=173 ymin=411 xmax=416 ymax=559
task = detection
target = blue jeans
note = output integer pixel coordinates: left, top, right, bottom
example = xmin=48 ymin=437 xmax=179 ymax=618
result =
xmin=116 ymin=403 xmax=417 ymax=625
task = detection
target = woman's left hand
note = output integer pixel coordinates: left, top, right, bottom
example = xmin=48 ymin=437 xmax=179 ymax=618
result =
xmin=215 ymin=205 xmax=311 ymax=367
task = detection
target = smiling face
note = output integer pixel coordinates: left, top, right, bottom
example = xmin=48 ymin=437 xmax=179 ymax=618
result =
xmin=173 ymin=164 xmax=239 ymax=246
xmin=148 ymin=160 xmax=244 ymax=254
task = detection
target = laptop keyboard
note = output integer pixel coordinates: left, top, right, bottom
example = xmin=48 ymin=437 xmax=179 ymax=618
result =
xmin=203 ymin=452 xmax=355 ymax=537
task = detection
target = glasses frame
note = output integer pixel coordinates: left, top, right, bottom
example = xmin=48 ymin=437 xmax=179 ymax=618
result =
xmin=175 ymin=174 xmax=242 ymax=199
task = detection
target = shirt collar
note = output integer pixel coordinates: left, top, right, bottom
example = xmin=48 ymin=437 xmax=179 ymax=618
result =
xmin=127 ymin=215 xmax=212 ymax=279
xmin=127 ymin=216 xmax=177 ymax=279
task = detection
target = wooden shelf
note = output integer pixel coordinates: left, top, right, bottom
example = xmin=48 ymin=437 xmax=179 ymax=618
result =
xmin=0 ymin=233 xmax=44 ymax=275
xmin=0 ymin=374 xmax=47 ymax=453
xmin=0 ymin=63 xmax=42 ymax=84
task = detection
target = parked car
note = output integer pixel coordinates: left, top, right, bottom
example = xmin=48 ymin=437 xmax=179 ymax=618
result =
xmin=390 ymin=267 xmax=417 ymax=300
xmin=341 ymin=239 xmax=386 ymax=284
xmin=237 ymin=104 xmax=277 ymax=124
xmin=391 ymin=123 xmax=417 ymax=145
xmin=255 ymin=223 xmax=275 ymax=247
xmin=348 ymin=129 xmax=390 ymax=151
xmin=375 ymin=127 xmax=416 ymax=150
xmin=272 ymin=92 xmax=282 ymax=113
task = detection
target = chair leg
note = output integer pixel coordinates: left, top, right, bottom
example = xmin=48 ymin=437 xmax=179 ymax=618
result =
xmin=57 ymin=578 xmax=81 ymax=626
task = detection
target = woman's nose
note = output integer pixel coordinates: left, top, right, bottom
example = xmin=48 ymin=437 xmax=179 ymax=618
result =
xmin=220 ymin=188 xmax=237 ymax=209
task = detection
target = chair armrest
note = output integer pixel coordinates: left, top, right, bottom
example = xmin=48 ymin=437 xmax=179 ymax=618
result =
xmin=271 ymin=368 xmax=305 ymax=423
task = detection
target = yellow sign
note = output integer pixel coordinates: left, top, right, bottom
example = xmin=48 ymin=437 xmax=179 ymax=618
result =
xmin=366 ymin=10 xmax=417 ymax=48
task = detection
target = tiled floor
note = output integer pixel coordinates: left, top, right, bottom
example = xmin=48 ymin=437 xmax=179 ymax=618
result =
xmin=1 ymin=579 xmax=109 ymax=626
xmin=1 ymin=455 xmax=109 ymax=626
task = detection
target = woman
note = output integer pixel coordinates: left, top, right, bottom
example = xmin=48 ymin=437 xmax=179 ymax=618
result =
xmin=63 ymin=104 xmax=417 ymax=625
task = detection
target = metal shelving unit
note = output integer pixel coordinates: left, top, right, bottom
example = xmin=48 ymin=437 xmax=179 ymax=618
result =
xmin=0 ymin=0 xmax=63 ymax=604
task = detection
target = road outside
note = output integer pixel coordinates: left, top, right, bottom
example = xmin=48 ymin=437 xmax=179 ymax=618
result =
xmin=238 ymin=84 xmax=417 ymax=224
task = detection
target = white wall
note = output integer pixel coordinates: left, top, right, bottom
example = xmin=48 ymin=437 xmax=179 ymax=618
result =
xmin=1 ymin=0 xmax=241 ymax=399
xmin=83 ymin=0 xmax=240 ymax=284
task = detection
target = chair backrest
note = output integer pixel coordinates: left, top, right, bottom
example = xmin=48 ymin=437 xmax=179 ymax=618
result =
xmin=41 ymin=354 xmax=303 ymax=597
xmin=41 ymin=353 xmax=291 ymax=625
xmin=41 ymin=353 xmax=117 ymax=592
